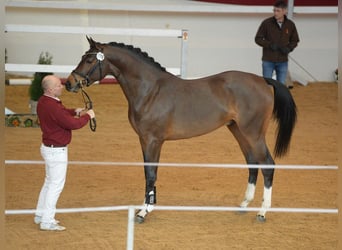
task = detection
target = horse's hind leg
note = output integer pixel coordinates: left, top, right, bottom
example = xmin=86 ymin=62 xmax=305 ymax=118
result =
xmin=135 ymin=137 xmax=163 ymax=223
xmin=240 ymin=168 xmax=258 ymax=209
xmin=256 ymin=148 xmax=274 ymax=222
xmin=242 ymin=139 xmax=275 ymax=222
xmin=228 ymin=123 xmax=259 ymax=209
xmin=228 ymin=123 xmax=275 ymax=222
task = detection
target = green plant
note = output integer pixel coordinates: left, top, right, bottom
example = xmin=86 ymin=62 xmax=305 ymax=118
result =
xmin=29 ymin=52 xmax=53 ymax=101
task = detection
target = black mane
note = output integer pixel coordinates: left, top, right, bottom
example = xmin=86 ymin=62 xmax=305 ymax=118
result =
xmin=108 ymin=42 xmax=166 ymax=72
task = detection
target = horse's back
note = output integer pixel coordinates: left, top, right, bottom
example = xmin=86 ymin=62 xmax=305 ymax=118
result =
xmin=194 ymin=70 xmax=274 ymax=111
xmin=211 ymin=70 xmax=271 ymax=90
xmin=173 ymin=70 xmax=273 ymax=96
xmin=217 ymin=70 xmax=274 ymax=104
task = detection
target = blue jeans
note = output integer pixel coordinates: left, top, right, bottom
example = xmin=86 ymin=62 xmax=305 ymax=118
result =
xmin=262 ymin=61 xmax=288 ymax=85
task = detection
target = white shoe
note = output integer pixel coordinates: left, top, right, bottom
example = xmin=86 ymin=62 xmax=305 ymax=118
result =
xmin=34 ymin=216 xmax=59 ymax=225
xmin=40 ymin=222 xmax=66 ymax=231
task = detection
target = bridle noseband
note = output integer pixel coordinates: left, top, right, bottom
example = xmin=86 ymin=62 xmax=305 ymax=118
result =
xmin=71 ymin=51 xmax=105 ymax=88
xmin=71 ymin=51 xmax=105 ymax=132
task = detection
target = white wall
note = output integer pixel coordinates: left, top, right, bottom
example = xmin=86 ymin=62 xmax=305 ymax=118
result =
xmin=4 ymin=1 xmax=338 ymax=81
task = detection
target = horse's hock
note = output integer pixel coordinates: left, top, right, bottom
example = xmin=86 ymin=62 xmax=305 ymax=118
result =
xmin=5 ymin=82 xmax=338 ymax=249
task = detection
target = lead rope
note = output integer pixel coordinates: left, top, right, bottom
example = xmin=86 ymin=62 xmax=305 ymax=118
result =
xmin=80 ymin=87 xmax=96 ymax=132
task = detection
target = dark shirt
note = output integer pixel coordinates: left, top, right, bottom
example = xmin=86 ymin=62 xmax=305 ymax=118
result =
xmin=255 ymin=16 xmax=299 ymax=62
xmin=37 ymin=95 xmax=90 ymax=146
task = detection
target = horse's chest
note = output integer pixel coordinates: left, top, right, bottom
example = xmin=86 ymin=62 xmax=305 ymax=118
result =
xmin=128 ymin=109 xmax=150 ymax=132
xmin=128 ymin=107 xmax=166 ymax=137
xmin=127 ymin=110 xmax=140 ymax=132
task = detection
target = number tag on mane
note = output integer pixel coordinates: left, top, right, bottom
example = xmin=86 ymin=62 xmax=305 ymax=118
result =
xmin=96 ymin=52 xmax=105 ymax=61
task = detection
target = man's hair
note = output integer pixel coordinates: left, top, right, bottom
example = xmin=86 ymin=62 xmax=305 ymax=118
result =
xmin=274 ymin=0 xmax=287 ymax=9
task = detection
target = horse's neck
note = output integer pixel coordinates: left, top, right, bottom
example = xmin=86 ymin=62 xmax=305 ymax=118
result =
xmin=106 ymin=48 xmax=174 ymax=107
xmin=108 ymin=55 xmax=165 ymax=103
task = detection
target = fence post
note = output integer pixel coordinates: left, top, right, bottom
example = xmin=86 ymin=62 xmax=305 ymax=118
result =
xmin=126 ymin=206 xmax=135 ymax=250
xmin=180 ymin=29 xmax=188 ymax=79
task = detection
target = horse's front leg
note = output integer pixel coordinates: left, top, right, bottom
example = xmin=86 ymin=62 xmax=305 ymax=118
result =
xmin=135 ymin=138 xmax=163 ymax=223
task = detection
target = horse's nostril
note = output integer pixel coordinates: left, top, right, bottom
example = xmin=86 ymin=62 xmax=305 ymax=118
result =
xmin=65 ymin=81 xmax=71 ymax=91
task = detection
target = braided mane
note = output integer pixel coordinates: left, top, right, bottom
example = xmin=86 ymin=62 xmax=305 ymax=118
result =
xmin=108 ymin=42 xmax=166 ymax=72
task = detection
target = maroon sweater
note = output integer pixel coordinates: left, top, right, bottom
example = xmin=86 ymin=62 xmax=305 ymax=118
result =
xmin=37 ymin=95 xmax=90 ymax=146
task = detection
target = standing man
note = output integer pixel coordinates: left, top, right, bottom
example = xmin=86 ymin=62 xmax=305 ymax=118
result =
xmin=255 ymin=0 xmax=299 ymax=86
xmin=34 ymin=75 xmax=95 ymax=231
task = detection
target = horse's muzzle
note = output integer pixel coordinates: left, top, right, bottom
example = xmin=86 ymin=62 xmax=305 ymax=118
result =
xmin=64 ymin=81 xmax=78 ymax=92
xmin=64 ymin=81 xmax=72 ymax=91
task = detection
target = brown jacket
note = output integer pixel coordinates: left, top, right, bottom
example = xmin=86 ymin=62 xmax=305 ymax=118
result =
xmin=255 ymin=16 xmax=299 ymax=62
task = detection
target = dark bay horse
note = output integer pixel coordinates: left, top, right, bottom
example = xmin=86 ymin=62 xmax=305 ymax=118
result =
xmin=65 ymin=37 xmax=296 ymax=223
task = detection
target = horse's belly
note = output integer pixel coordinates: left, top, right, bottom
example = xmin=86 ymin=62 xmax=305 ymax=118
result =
xmin=166 ymin=111 xmax=231 ymax=140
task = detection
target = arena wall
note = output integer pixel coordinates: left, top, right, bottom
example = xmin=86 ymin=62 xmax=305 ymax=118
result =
xmin=4 ymin=0 xmax=338 ymax=81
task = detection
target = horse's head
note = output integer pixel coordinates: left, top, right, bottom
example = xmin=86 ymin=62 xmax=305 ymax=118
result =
xmin=65 ymin=36 xmax=108 ymax=92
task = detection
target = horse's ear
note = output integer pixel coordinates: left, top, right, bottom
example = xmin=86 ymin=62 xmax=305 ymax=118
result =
xmin=86 ymin=36 xmax=96 ymax=48
xmin=86 ymin=36 xmax=102 ymax=50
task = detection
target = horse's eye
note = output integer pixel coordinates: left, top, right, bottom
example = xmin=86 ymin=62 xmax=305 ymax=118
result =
xmin=86 ymin=58 xmax=93 ymax=64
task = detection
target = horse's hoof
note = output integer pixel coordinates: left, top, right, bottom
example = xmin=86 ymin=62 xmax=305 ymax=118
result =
xmin=135 ymin=215 xmax=145 ymax=224
xmin=256 ymin=214 xmax=266 ymax=223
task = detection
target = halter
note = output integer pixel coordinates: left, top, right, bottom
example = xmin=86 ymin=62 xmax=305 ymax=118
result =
xmin=72 ymin=51 xmax=105 ymax=132
xmin=71 ymin=51 xmax=105 ymax=87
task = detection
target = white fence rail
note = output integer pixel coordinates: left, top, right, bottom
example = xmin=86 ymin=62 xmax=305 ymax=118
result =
xmin=5 ymin=24 xmax=184 ymax=37
xmin=5 ymin=24 xmax=188 ymax=79
xmin=4 ymin=63 xmax=181 ymax=76
xmin=5 ymin=159 xmax=339 ymax=170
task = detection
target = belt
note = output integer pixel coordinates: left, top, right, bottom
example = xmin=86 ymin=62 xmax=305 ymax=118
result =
xmin=44 ymin=144 xmax=67 ymax=148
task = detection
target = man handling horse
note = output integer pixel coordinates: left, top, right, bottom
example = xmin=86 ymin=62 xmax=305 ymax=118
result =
xmin=34 ymin=75 xmax=95 ymax=231
xmin=255 ymin=0 xmax=299 ymax=86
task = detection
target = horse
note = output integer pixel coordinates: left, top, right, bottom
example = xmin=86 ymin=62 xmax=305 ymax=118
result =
xmin=65 ymin=37 xmax=297 ymax=223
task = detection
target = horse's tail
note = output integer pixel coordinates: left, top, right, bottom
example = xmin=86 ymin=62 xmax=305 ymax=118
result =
xmin=265 ymin=78 xmax=297 ymax=158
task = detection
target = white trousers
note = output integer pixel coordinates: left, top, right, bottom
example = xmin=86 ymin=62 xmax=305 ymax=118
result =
xmin=35 ymin=144 xmax=68 ymax=223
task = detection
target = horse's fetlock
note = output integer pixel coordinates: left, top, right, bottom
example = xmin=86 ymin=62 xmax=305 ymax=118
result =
xmin=145 ymin=186 xmax=157 ymax=204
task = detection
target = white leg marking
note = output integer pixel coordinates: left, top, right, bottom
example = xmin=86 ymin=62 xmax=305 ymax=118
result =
xmin=136 ymin=190 xmax=155 ymax=218
xmin=137 ymin=206 xmax=148 ymax=218
xmin=240 ymin=183 xmax=256 ymax=208
xmin=258 ymin=186 xmax=272 ymax=217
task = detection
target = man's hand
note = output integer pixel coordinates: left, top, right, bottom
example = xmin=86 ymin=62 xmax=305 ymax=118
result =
xmin=280 ymin=47 xmax=290 ymax=55
xmin=75 ymin=108 xmax=85 ymax=117
xmin=270 ymin=43 xmax=279 ymax=51
xmin=86 ymin=109 xmax=95 ymax=119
